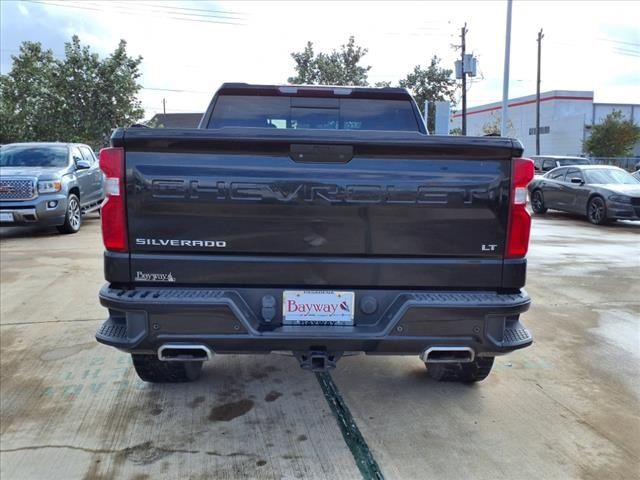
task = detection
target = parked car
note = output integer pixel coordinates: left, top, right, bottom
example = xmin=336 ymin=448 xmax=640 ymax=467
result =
xmin=96 ymin=83 xmax=535 ymax=384
xmin=531 ymin=155 xmax=591 ymax=173
xmin=0 ymin=143 xmax=104 ymax=233
xmin=528 ymin=165 xmax=640 ymax=224
xmin=632 ymin=170 xmax=640 ymax=181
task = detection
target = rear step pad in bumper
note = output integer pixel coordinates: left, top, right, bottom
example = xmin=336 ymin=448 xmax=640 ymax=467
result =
xmin=100 ymin=286 xmax=530 ymax=311
xmin=502 ymin=321 xmax=533 ymax=348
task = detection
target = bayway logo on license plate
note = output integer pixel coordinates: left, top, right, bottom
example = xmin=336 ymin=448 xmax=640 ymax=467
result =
xmin=283 ymin=291 xmax=355 ymax=326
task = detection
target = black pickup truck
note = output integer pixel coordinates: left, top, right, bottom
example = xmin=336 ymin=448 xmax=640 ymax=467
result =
xmin=96 ymin=83 xmax=534 ymax=383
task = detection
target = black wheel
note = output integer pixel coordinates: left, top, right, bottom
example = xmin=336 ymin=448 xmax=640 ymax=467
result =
xmin=131 ymin=354 xmax=203 ymax=383
xmin=57 ymin=194 xmax=82 ymax=234
xmin=587 ymin=196 xmax=608 ymax=225
xmin=426 ymin=357 xmax=495 ymax=383
xmin=531 ymin=190 xmax=547 ymax=214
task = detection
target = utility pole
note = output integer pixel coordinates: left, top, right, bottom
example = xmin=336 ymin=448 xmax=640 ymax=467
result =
xmin=461 ymin=23 xmax=468 ymax=135
xmin=162 ymin=98 xmax=166 ymax=115
xmin=501 ymin=0 xmax=513 ymax=137
xmin=536 ymin=28 xmax=544 ymax=155
xmin=454 ymin=25 xmax=476 ymax=135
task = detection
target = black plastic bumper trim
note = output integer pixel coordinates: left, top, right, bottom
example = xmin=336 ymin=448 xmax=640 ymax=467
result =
xmin=97 ymin=285 xmax=531 ymax=355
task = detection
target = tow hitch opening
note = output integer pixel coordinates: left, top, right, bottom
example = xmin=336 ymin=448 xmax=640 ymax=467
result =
xmin=295 ymin=351 xmax=342 ymax=372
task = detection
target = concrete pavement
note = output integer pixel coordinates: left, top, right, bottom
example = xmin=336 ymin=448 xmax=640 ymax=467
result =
xmin=1 ymin=212 xmax=638 ymax=479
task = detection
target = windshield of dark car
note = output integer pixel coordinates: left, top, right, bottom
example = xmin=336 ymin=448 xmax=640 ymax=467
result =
xmin=584 ymin=169 xmax=639 ymax=185
xmin=557 ymin=158 xmax=590 ymax=166
xmin=0 ymin=145 xmax=69 ymax=167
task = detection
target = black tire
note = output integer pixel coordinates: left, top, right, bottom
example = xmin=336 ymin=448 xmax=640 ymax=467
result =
xmin=131 ymin=354 xmax=203 ymax=383
xmin=426 ymin=357 xmax=495 ymax=383
xmin=530 ymin=190 xmax=548 ymax=214
xmin=56 ymin=194 xmax=82 ymax=234
xmin=587 ymin=196 xmax=608 ymax=225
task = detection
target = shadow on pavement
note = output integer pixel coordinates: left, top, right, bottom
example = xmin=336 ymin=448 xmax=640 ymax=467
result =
xmin=0 ymin=215 xmax=101 ymax=240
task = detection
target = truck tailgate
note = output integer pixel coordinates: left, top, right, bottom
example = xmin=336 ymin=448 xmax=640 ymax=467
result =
xmin=117 ymin=129 xmax=521 ymax=288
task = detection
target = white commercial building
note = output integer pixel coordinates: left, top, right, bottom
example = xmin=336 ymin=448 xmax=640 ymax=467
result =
xmin=450 ymin=90 xmax=640 ymax=157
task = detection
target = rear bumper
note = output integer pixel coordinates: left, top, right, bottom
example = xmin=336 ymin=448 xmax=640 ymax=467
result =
xmin=96 ymin=285 xmax=532 ymax=357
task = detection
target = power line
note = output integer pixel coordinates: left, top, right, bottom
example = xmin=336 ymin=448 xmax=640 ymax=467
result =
xmin=141 ymin=86 xmax=211 ymax=94
xmin=0 ymin=49 xmax=211 ymax=93
xmin=28 ymin=0 xmax=245 ymax=25
xmin=93 ymin=0 xmax=246 ymax=21
xmin=598 ymin=37 xmax=640 ymax=49
xmin=546 ymin=40 xmax=640 ymax=59
xmin=611 ymin=49 xmax=640 ymax=58
xmin=115 ymin=1 xmax=246 ymax=19
xmin=143 ymin=104 xmax=201 ymax=109
xmin=24 ymin=0 xmax=246 ymax=26
xmin=1 ymin=47 xmax=64 ymax=57
xmin=141 ymin=104 xmax=204 ymax=113
xmin=0 ymin=52 xmax=211 ymax=93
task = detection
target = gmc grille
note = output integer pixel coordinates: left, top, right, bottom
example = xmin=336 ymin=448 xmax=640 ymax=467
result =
xmin=0 ymin=179 xmax=36 ymax=201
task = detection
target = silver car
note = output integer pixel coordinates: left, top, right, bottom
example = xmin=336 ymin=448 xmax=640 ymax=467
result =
xmin=0 ymin=142 xmax=104 ymax=233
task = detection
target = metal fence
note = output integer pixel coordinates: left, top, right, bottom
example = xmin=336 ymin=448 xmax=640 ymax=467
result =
xmin=588 ymin=157 xmax=640 ymax=171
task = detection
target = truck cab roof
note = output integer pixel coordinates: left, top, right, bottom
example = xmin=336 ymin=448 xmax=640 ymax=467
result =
xmin=216 ymin=83 xmax=414 ymax=100
xmin=200 ymin=83 xmax=425 ymax=133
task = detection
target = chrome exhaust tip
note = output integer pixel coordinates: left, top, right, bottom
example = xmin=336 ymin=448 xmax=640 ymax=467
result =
xmin=420 ymin=346 xmax=475 ymax=363
xmin=158 ymin=343 xmax=213 ymax=362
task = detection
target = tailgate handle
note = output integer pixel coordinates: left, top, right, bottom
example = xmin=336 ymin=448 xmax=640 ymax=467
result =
xmin=290 ymin=144 xmax=353 ymax=164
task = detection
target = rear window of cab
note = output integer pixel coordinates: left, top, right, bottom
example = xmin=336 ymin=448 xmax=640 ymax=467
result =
xmin=208 ymin=95 xmax=420 ymax=132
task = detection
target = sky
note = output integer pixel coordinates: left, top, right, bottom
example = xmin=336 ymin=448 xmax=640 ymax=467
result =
xmin=2 ymin=0 xmax=639 ymax=120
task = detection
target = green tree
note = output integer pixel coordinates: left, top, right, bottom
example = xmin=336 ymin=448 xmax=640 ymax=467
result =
xmin=288 ymin=36 xmax=371 ymax=86
xmin=481 ymin=111 xmax=513 ymax=136
xmin=583 ymin=110 xmax=640 ymax=157
xmin=56 ymin=36 xmax=102 ymax=143
xmin=0 ymin=36 xmax=143 ymax=147
xmin=288 ymin=41 xmax=319 ymax=84
xmin=399 ymin=56 xmax=457 ymax=132
xmin=0 ymin=42 xmax=61 ymax=143
xmin=286 ymin=42 xmax=460 ymax=134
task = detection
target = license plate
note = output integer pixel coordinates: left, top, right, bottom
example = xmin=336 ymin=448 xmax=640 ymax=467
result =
xmin=283 ymin=291 xmax=355 ymax=326
xmin=0 ymin=212 xmax=14 ymax=222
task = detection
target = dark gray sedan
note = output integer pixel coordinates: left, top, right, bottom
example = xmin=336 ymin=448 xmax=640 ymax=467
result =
xmin=528 ymin=165 xmax=640 ymax=225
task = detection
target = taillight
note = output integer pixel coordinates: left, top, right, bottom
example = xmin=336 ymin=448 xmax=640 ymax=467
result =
xmin=506 ymin=157 xmax=534 ymax=258
xmin=99 ymin=147 xmax=128 ymax=252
